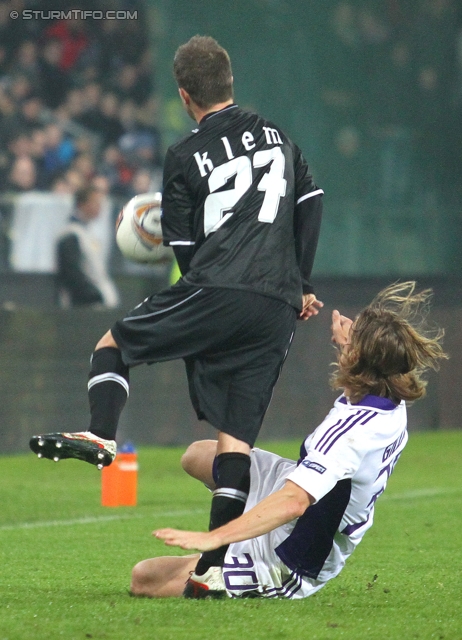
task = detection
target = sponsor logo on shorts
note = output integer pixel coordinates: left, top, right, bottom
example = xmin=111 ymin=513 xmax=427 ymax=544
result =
xmin=302 ymin=460 xmax=326 ymax=474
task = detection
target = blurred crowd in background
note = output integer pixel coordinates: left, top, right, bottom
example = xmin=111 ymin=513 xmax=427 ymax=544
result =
xmin=0 ymin=0 xmax=460 ymax=279
xmin=318 ymin=0 xmax=462 ymax=208
xmin=0 ymin=0 xmax=161 ymax=200
xmin=0 ymin=0 xmax=460 ymax=206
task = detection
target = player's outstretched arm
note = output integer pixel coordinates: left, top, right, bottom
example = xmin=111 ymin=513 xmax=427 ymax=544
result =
xmin=154 ymin=480 xmax=313 ymax=551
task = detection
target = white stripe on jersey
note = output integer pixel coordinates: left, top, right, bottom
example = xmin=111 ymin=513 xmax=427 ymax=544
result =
xmin=296 ymin=189 xmax=324 ymax=205
xmin=168 ymin=240 xmax=195 ymax=246
xmin=313 ymin=409 xmax=378 ymax=454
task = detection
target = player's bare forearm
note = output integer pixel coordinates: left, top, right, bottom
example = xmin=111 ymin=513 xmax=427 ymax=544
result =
xmin=299 ymin=294 xmax=323 ymax=321
xmin=154 ymin=481 xmax=312 ymax=551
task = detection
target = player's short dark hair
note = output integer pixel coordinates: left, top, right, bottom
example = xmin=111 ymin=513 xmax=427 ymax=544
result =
xmin=75 ymin=186 xmax=98 ymax=208
xmin=173 ymin=35 xmax=233 ymax=109
xmin=331 ymin=282 xmax=448 ymax=403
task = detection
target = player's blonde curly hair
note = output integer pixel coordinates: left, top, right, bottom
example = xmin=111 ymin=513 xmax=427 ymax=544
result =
xmin=331 ymin=282 xmax=448 ymax=404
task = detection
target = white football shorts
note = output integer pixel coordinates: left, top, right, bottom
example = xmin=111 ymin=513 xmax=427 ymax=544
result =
xmin=223 ymin=448 xmax=327 ymax=599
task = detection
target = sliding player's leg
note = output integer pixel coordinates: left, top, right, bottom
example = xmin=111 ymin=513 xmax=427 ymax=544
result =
xmin=183 ymin=431 xmax=252 ymax=599
xmin=131 ymin=555 xmax=200 ymax=598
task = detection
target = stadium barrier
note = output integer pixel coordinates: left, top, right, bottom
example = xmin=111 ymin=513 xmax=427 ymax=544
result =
xmin=2 ymin=192 xmax=114 ymax=274
xmin=1 ymin=275 xmax=460 ymax=455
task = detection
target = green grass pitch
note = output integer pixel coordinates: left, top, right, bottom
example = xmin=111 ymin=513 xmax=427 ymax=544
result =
xmin=1 ymin=432 xmax=461 ymax=640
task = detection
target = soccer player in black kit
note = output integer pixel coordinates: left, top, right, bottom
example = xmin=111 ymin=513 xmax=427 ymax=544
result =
xmin=30 ymin=35 xmax=324 ymax=598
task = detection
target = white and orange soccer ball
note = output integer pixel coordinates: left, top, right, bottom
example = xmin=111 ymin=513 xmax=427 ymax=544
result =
xmin=116 ymin=192 xmax=172 ymax=263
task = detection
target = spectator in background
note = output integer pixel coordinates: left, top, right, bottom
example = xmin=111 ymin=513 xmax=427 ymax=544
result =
xmin=318 ymin=2 xmax=366 ymax=197
xmin=98 ymin=20 xmax=123 ymax=76
xmin=411 ymin=0 xmax=458 ymax=202
xmin=43 ymin=123 xmax=75 ymax=186
xmin=452 ymin=23 xmax=462 ymax=200
xmin=44 ymin=15 xmax=90 ymax=73
xmin=7 ymin=155 xmax=37 ymax=192
xmin=320 ymin=2 xmax=364 ymax=122
xmin=10 ymin=40 xmax=40 ymax=92
xmin=39 ymin=39 xmax=69 ymax=109
xmin=99 ymin=145 xmax=133 ymax=196
xmin=8 ymin=74 xmax=33 ymax=104
xmin=11 ymin=95 xmax=45 ymax=135
xmin=0 ymin=1 xmax=28 ymax=53
xmin=111 ymin=62 xmax=153 ymax=106
xmin=0 ymin=43 xmax=8 ymax=78
xmin=61 ymin=167 xmax=86 ymax=193
xmin=127 ymin=167 xmax=160 ymax=200
xmin=137 ymin=49 xmax=157 ymax=99
xmin=7 ymin=132 xmax=31 ymax=161
xmin=99 ymin=145 xmax=122 ymax=189
xmin=71 ymin=152 xmax=95 ymax=183
xmin=111 ymin=64 xmax=139 ymax=103
xmin=76 ymin=81 xmax=104 ymax=133
xmin=97 ymin=14 xmax=148 ymax=74
xmin=99 ymin=93 xmax=124 ymax=147
xmin=365 ymin=36 xmax=415 ymax=206
xmin=118 ymin=99 xmax=139 ymax=135
xmin=28 ymin=127 xmax=47 ymax=189
xmin=56 ymin=185 xmax=119 ymax=308
xmin=58 ymin=87 xmax=84 ymax=123
xmin=118 ymin=100 xmax=162 ymax=169
xmin=91 ymin=174 xmax=111 ymax=196
xmin=326 ymin=125 xmax=365 ymax=204
xmin=0 ymin=87 xmax=15 ymax=151
xmin=51 ymin=175 xmax=73 ymax=194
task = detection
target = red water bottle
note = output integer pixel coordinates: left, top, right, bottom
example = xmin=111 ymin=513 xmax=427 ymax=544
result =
xmin=101 ymin=442 xmax=138 ymax=507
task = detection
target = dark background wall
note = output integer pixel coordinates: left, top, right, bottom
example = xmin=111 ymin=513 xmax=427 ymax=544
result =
xmin=2 ymin=274 xmax=460 ymax=455
xmin=152 ymin=0 xmax=462 ymax=279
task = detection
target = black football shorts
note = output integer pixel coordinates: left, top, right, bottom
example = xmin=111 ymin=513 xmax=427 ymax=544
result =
xmin=111 ymin=279 xmax=297 ymax=446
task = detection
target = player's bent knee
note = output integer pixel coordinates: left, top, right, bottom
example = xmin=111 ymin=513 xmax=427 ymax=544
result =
xmin=181 ymin=440 xmax=217 ymax=478
xmin=130 ymin=562 xmax=155 ymax=597
xmin=95 ymin=330 xmax=119 ymax=351
xmin=181 ymin=442 xmax=201 ymax=474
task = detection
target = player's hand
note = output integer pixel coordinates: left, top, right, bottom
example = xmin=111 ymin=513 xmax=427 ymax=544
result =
xmin=153 ymin=528 xmax=220 ymax=552
xmin=331 ymin=309 xmax=353 ymax=349
xmin=299 ymin=294 xmax=323 ymax=321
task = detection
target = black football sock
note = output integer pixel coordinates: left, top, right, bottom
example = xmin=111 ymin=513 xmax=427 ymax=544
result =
xmin=194 ymin=452 xmax=251 ymax=576
xmin=87 ymin=347 xmax=129 ymax=441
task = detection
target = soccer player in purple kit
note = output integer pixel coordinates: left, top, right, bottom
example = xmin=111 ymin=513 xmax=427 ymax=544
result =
xmin=134 ymin=282 xmax=447 ymax=599
xmin=30 ymin=35 xmax=324 ymax=597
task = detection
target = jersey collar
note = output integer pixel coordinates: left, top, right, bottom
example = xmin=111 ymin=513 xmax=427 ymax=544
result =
xmin=339 ymin=394 xmax=398 ymax=411
xmin=199 ymin=103 xmax=239 ymax=125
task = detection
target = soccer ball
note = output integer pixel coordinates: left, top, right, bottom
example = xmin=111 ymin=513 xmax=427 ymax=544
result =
xmin=116 ymin=193 xmax=172 ymax=263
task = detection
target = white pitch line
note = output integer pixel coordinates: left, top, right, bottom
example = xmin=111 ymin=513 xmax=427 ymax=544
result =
xmin=2 ymin=488 xmax=460 ymax=532
xmin=0 ymin=508 xmax=208 ymax=532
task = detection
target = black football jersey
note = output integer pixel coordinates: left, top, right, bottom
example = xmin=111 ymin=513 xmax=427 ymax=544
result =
xmin=161 ymin=104 xmax=323 ymax=311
